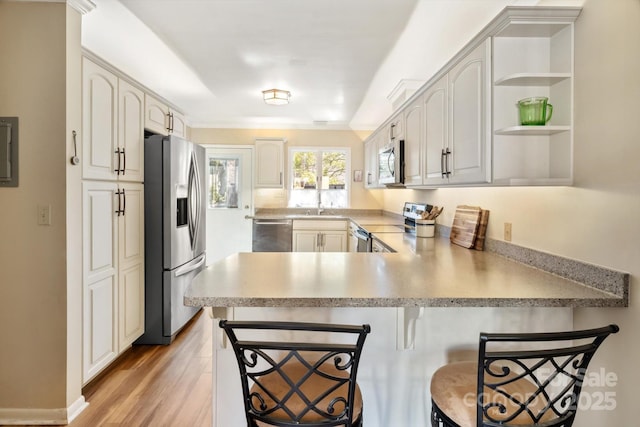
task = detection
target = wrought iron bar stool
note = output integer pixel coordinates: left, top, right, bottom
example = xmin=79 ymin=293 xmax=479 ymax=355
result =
xmin=220 ymin=320 xmax=371 ymax=427
xmin=430 ymin=324 xmax=619 ymax=427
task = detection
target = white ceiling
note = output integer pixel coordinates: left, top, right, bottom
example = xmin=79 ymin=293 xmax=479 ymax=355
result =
xmin=82 ymin=0 xmax=544 ymax=130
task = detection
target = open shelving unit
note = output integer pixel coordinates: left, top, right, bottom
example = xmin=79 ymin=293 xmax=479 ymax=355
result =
xmin=491 ymin=8 xmax=581 ymax=186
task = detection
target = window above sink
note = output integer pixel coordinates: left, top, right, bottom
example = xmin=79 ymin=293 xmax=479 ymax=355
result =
xmin=288 ymin=147 xmax=351 ymax=209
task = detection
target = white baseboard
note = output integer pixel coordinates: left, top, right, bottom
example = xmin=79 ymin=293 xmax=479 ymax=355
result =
xmin=0 ymin=396 xmax=88 ymax=425
xmin=67 ymin=397 xmax=89 ymax=423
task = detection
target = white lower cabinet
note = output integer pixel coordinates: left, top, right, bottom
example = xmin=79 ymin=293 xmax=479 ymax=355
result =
xmin=83 ymin=181 xmax=144 ymax=383
xmin=292 ymin=220 xmax=347 ymax=252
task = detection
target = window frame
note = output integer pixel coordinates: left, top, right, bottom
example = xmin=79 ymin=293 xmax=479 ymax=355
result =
xmin=287 ymin=146 xmax=351 ymax=209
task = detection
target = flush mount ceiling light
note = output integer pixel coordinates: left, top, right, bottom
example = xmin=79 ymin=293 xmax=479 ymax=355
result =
xmin=262 ymin=88 xmax=291 ymax=105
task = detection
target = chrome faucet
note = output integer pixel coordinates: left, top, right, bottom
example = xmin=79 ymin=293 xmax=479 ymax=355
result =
xmin=317 ymin=192 xmax=324 ymax=215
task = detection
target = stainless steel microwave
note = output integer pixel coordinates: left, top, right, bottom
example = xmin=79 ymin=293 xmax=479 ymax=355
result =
xmin=378 ymin=139 xmax=404 ymax=186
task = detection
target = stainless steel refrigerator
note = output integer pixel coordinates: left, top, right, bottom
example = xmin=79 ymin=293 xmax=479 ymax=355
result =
xmin=135 ymin=134 xmax=206 ymax=345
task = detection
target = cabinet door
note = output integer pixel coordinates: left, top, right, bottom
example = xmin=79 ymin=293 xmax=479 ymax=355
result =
xmin=423 ymin=75 xmax=449 ymax=185
xmin=118 ymin=183 xmax=145 ymax=349
xmin=82 ymin=58 xmax=118 ymax=181
xmin=292 ymin=230 xmax=319 ymax=252
xmin=83 ymin=181 xmax=118 ymax=382
xmin=448 ymin=39 xmax=491 ymax=184
xmin=321 ymin=231 xmax=347 ymax=252
xmin=364 ymin=135 xmax=378 ymax=189
xmin=255 ymin=139 xmax=284 ymax=188
xmin=169 ymin=109 xmax=187 ymax=138
xmin=144 ymin=94 xmax=169 ymax=136
xmin=389 ymin=114 xmax=404 ymax=142
xmin=403 ymin=95 xmax=424 ymax=186
xmin=118 ymin=80 xmax=144 ymax=182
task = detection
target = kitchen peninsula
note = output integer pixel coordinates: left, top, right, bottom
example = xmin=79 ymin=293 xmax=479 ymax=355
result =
xmin=185 ymin=232 xmax=627 ymax=426
xmin=185 ymin=241 xmax=625 ymax=309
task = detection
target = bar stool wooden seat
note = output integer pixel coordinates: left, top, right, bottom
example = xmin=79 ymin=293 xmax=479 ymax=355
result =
xmin=220 ymin=320 xmax=370 ymax=427
xmin=430 ymin=324 xmax=619 ymax=427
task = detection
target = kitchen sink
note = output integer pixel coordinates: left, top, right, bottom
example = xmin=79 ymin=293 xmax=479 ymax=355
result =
xmin=284 ymin=214 xmax=345 ymax=219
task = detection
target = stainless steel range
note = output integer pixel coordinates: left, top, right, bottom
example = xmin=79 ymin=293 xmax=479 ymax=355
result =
xmin=356 ymin=202 xmax=432 ymax=252
xmin=401 ymin=202 xmax=432 ymax=232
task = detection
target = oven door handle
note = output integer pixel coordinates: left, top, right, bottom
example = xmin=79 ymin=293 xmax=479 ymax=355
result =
xmin=355 ymin=228 xmax=370 ymax=240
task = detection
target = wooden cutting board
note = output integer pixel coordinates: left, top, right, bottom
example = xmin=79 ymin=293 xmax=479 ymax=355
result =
xmin=450 ymin=205 xmax=482 ymax=248
xmin=473 ymin=209 xmax=490 ymax=251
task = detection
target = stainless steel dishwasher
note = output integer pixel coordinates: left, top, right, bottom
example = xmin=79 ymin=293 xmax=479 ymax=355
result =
xmin=252 ymin=219 xmax=293 ymax=252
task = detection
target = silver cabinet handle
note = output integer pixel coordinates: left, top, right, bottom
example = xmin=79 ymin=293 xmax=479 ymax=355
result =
xmin=445 ymin=148 xmax=452 ymax=177
xmin=121 ymin=147 xmax=126 ymax=175
xmin=115 ymin=189 xmax=121 ymax=215
xmin=166 ymin=112 xmax=174 ymax=133
xmin=114 ymin=189 xmax=125 ymax=216
xmin=115 ymin=148 xmax=121 ymax=175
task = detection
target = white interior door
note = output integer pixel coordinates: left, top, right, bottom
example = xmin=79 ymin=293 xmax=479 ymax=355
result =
xmin=205 ymin=146 xmax=253 ymax=265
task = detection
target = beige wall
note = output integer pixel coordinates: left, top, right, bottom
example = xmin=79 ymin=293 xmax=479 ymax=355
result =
xmin=190 ymin=128 xmax=384 ymax=210
xmin=0 ymin=1 xmax=82 ymax=416
xmin=65 ymin=4 xmax=84 ymax=410
xmin=381 ymin=0 xmax=639 ymax=424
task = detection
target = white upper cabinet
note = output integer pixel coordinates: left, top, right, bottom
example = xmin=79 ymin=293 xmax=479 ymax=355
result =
xmin=408 ymin=39 xmax=491 ymax=187
xmin=388 ymin=114 xmax=404 ymax=142
xmin=144 ymin=94 xmax=169 ymax=135
xmin=255 ymin=138 xmax=285 ymax=188
xmin=118 ymin=80 xmax=145 ymax=182
xmin=169 ymin=109 xmax=187 ymax=138
xmin=447 ymin=39 xmax=491 ymax=185
xmin=82 ymin=58 xmax=144 ymax=182
xmin=423 ymin=75 xmax=449 ymax=185
xmin=82 ymin=58 xmax=118 ymax=181
xmin=144 ymin=94 xmax=187 ymax=138
xmin=364 ymin=131 xmax=383 ymax=189
xmin=491 ymin=8 xmax=579 ymax=185
xmin=363 ymin=6 xmax=580 ymax=189
xmin=403 ymin=94 xmax=424 ymax=186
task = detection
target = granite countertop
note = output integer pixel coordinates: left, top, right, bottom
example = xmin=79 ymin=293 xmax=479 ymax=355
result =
xmin=185 ymin=235 xmax=627 ymax=309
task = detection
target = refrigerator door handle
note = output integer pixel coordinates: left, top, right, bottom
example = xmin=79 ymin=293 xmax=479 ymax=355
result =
xmin=174 ymin=253 xmax=206 ymax=277
xmin=187 ymin=150 xmax=202 ymax=251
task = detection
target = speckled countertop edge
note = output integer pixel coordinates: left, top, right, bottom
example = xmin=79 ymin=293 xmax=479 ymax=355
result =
xmin=185 ymin=296 xmax=626 ymax=309
xmin=437 ymin=224 xmax=629 ymax=300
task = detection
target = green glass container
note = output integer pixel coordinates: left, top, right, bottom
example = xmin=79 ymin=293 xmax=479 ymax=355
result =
xmin=518 ymin=97 xmax=553 ymax=125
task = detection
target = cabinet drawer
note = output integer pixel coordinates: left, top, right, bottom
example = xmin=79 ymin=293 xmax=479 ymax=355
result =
xmin=292 ymin=220 xmax=347 ymax=230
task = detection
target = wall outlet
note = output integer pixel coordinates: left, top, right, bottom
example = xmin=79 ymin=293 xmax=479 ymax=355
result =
xmin=504 ymin=222 xmax=512 ymax=242
xmin=38 ymin=204 xmax=51 ymax=226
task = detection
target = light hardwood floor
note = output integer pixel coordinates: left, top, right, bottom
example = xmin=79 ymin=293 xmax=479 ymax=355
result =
xmin=70 ymin=310 xmax=213 ymax=427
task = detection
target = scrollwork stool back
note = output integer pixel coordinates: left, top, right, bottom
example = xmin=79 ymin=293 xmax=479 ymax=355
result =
xmin=220 ymin=320 xmax=371 ymax=427
xmin=430 ymin=324 xmax=619 ymax=427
